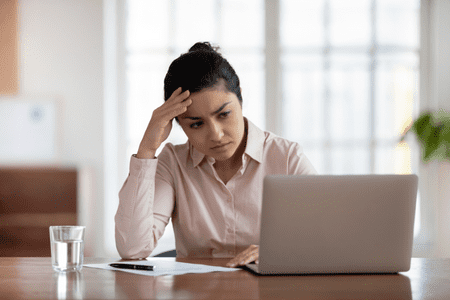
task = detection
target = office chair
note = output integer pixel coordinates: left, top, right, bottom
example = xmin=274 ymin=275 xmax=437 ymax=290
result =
xmin=154 ymin=249 xmax=176 ymax=257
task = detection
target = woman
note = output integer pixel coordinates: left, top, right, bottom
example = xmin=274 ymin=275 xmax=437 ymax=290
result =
xmin=115 ymin=42 xmax=317 ymax=267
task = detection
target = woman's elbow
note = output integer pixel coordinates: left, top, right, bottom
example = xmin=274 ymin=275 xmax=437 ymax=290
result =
xmin=115 ymin=233 xmax=154 ymax=259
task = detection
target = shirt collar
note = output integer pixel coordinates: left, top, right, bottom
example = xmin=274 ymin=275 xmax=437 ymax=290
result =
xmin=191 ymin=142 xmax=206 ymax=167
xmin=190 ymin=117 xmax=265 ymax=167
xmin=243 ymin=118 xmax=264 ymax=163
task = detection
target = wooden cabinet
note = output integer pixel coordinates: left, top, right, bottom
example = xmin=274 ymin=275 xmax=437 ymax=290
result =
xmin=0 ymin=168 xmax=77 ymax=256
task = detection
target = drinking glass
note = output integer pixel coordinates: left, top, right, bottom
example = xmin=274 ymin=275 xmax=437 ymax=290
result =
xmin=49 ymin=226 xmax=85 ymax=272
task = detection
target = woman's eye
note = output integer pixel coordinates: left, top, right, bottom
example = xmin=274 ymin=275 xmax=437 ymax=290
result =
xmin=190 ymin=121 xmax=203 ymax=129
xmin=220 ymin=111 xmax=231 ymax=118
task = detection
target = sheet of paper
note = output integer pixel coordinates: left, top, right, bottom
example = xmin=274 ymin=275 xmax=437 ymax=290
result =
xmin=84 ymin=258 xmax=240 ymax=276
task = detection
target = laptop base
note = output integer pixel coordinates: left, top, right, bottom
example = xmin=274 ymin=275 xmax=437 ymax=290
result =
xmin=243 ymin=263 xmax=399 ymax=276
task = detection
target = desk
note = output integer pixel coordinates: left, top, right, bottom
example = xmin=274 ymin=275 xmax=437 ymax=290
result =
xmin=0 ymin=257 xmax=449 ymax=299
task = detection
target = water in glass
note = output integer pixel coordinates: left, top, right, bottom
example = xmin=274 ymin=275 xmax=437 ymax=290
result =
xmin=51 ymin=240 xmax=84 ymax=272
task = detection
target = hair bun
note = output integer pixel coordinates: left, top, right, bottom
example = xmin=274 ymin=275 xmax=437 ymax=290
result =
xmin=188 ymin=42 xmax=221 ymax=54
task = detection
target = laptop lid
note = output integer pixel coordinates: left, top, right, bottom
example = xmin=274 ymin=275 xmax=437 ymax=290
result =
xmin=255 ymin=174 xmax=418 ymax=275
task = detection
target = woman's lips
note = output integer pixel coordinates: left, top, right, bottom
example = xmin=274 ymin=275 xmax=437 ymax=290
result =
xmin=211 ymin=142 xmax=231 ymax=151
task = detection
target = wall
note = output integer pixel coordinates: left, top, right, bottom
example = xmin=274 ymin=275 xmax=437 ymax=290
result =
xmin=11 ymin=0 xmax=104 ymax=256
xmin=0 ymin=0 xmax=18 ymax=94
xmin=430 ymin=0 xmax=450 ymax=258
xmin=414 ymin=0 xmax=450 ymax=258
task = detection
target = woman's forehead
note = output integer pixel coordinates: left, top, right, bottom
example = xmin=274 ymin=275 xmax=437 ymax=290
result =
xmin=182 ymin=89 xmax=239 ymax=118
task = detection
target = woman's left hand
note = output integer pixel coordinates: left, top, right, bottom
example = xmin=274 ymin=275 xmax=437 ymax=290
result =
xmin=226 ymin=245 xmax=259 ymax=268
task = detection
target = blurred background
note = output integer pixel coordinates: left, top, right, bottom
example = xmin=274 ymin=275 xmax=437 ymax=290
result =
xmin=1 ymin=0 xmax=449 ymax=259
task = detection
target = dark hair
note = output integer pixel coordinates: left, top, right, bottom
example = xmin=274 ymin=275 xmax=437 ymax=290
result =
xmin=164 ymin=42 xmax=243 ymax=112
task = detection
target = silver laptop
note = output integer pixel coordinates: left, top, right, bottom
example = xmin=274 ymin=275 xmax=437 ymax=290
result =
xmin=245 ymin=174 xmax=418 ymax=275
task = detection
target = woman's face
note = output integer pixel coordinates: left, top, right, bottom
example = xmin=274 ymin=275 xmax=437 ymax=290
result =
xmin=178 ymin=86 xmax=245 ymax=163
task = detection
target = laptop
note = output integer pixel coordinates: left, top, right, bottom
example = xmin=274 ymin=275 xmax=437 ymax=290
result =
xmin=245 ymin=174 xmax=418 ymax=275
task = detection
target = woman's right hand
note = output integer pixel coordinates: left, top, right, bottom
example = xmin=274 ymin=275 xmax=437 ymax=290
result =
xmin=136 ymin=87 xmax=192 ymax=159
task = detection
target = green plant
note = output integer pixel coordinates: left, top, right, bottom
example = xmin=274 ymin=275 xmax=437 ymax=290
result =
xmin=402 ymin=109 xmax=450 ymax=162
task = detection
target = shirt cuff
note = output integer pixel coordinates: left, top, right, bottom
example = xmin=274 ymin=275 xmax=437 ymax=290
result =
xmin=130 ymin=154 xmax=159 ymax=179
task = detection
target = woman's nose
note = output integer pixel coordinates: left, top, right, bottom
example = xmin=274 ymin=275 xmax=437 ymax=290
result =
xmin=209 ymin=122 xmax=224 ymax=141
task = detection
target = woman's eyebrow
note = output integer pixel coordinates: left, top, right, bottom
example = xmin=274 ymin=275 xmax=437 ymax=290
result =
xmin=183 ymin=102 xmax=231 ymax=120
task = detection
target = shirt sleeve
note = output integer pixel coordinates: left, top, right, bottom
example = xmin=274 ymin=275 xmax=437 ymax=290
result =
xmin=114 ymin=154 xmax=175 ymax=259
xmin=287 ymin=143 xmax=318 ymax=175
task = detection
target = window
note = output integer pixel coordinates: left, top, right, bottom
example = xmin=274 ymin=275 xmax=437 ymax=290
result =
xmin=120 ymin=0 xmax=420 ymax=255
xmin=280 ymin=0 xmax=420 ymax=175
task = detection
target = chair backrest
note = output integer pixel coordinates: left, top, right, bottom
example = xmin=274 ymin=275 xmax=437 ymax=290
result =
xmin=153 ymin=250 xmax=176 ymax=257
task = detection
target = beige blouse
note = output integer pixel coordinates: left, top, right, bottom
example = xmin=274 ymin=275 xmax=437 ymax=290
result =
xmin=115 ymin=119 xmax=317 ymax=259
